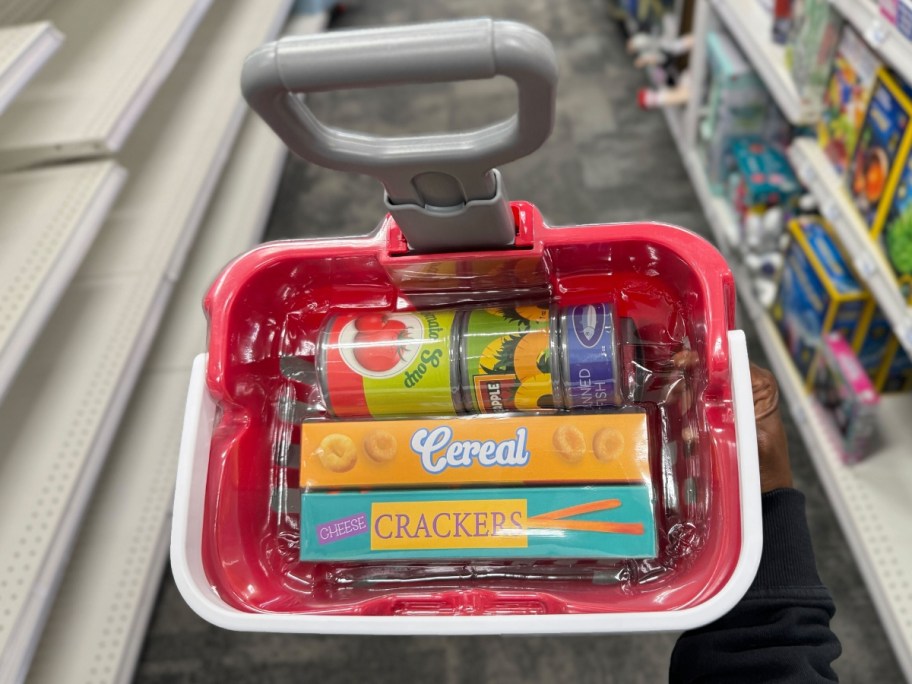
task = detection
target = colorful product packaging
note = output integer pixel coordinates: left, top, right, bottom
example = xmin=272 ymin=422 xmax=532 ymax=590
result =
xmin=871 ymin=145 xmax=912 ymax=281
xmin=298 ymin=411 xmax=650 ymax=489
xmin=311 ymin=302 xmax=624 ymax=419
xmin=772 ymin=217 xmax=871 ymax=383
xmin=847 ymin=68 xmax=912 ymax=229
xmin=299 ymin=485 xmax=657 ymax=561
xmin=460 ymin=303 xmax=559 ymax=413
xmin=818 ymin=26 xmax=881 ymax=176
xmin=786 ymin=0 xmax=843 ymax=112
xmin=700 ymin=31 xmax=770 ymax=192
xmin=875 ymin=278 xmax=912 ymax=391
xmin=880 ymin=0 xmax=898 ymax=25
xmin=317 ymin=309 xmax=464 ymax=418
xmin=728 ymin=138 xmax=802 ymax=208
xmin=811 ymin=332 xmax=880 ymax=464
xmin=558 ymin=303 xmax=621 ymax=409
xmin=854 ymin=303 xmax=895 ymax=381
xmin=898 ymin=0 xmax=912 ymax=41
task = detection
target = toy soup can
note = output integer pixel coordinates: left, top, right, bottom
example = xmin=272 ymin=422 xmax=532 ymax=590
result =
xmin=459 ymin=303 xmax=561 ymax=413
xmin=317 ymin=310 xmax=463 ymax=418
xmin=558 ymin=302 xmax=621 ymax=409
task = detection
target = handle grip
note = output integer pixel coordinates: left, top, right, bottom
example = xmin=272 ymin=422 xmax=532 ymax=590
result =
xmin=241 ymin=18 xmax=559 ymax=252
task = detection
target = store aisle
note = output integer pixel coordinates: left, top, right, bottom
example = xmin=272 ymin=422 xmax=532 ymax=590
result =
xmin=136 ymin=1 xmax=903 ymax=681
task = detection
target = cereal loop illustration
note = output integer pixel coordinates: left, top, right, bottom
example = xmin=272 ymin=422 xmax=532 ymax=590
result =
xmin=553 ymin=424 xmax=586 ymax=463
xmin=314 ymin=434 xmax=358 ymax=472
xmin=363 ymin=429 xmax=398 ymax=463
xmin=593 ymin=427 xmax=625 ymax=463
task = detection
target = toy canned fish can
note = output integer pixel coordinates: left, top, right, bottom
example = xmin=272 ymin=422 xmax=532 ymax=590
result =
xmin=460 ymin=302 xmax=560 ymax=413
xmin=317 ymin=310 xmax=463 ymax=418
xmin=559 ymin=302 xmax=621 ymax=409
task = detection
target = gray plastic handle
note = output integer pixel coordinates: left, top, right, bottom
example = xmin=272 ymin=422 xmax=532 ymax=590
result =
xmin=241 ymin=18 xmax=558 ymax=252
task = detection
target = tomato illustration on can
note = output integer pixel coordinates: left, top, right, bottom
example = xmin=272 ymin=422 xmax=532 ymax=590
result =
xmin=317 ymin=310 xmax=462 ymax=418
xmin=559 ymin=302 xmax=620 ymax=409
xmin=460 ymin=303 xmax=560 ymax=413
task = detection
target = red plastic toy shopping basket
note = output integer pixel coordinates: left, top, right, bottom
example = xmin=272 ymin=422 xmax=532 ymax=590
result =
xmin=171 ymin=18 xmax=761 ymax=634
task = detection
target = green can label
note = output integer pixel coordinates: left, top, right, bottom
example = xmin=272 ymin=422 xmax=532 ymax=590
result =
xmin=320 ymin=310 xmax=460 ymax=418
xmin=462 ymin=304 xmax=555 ymax=413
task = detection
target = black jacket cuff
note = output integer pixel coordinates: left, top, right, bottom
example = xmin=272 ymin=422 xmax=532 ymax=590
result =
xmin=750 ymin=488 xmax=824 ymax=590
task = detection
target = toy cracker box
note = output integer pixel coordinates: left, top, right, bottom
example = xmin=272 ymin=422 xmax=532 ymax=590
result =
xmin=819 ymin=26 xmax=881 ymax=176
xmin=848 ymin=68 xmax=912 ymax=229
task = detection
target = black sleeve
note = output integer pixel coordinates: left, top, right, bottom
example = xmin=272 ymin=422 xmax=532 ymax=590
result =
xmin=669 ymin=488 xmax=841 ymax=683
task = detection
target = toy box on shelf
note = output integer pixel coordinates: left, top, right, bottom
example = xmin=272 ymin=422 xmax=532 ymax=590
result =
xmin=786 ymin=0 xmax=843 ymax=115
xmin=772 ymin=216 xmax=892 ymax=385
xmin=700 ymin=30 xmax=770 ymax=192
xmin=854 ymin=304 xmax=897 ymax=384
xmin=818 ymin=25 xmax=881 ymax=177
xmin=848 ymin=68 xmax=912 ymax=231
xmin=875 ymin=278 xmax=912 ymax=391
xmin=726 ymin=138 xmax=802 ymax=298
xmin=170 ymin=19 xmax=763 ymax=635
xmin=898 ymin=0 xmax=912 ymax=41
xmin=871 ymin=139 xmax=912 ymax=282
xmin=810 ymin=332 xmax=880 ymax=464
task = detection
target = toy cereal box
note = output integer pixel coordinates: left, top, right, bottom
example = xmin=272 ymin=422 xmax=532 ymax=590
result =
xmin=298 ymin=412 xmax=650 ymax=489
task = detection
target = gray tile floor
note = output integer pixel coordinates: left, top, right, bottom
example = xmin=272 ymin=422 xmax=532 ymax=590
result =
xmin=136 ymin=1 xmax=905 ymax=681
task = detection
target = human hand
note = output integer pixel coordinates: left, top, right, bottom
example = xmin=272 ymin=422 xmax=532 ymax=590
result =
xmin=750 ymin=363 xmax=793 ymax=493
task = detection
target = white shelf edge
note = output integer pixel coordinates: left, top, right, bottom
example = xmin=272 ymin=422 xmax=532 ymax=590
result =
xmin=710 ymin=0 xmax=818 ymax=126
xmin=24 ymin=110 xmax=292 ymax=684
xmin=0 ymin=0 xmax=293 ymax=679
xmin=830 ymin=0 xmax=912 ymax=90
xmin=788 ymin=137 xmax=912 ymax=357
xmin=0 ymin=0 xmax=57 ymax=26
xmin=670 ymin=119 xmax=912 ymax=683
xmin=104 ymin=0 xmax=213 ymax=153
xmin=0 ymin=22 xmax=63 ymax=116
xmin=0 ymin=161 xmax=128 ymax=403
xmin=0 ymin=0 xmax=214 ymax=172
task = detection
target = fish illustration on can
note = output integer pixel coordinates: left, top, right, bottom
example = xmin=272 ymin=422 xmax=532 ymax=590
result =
xmin=559 ymin=302 xmax=621 ymax=409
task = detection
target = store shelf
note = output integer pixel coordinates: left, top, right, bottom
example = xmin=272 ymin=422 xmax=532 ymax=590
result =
xmin=0 ymin=0 xmax=213 ymax=171
xmin=668 ymin=110 xmax=912 ymax=684
xmin=0 ymin=160 xmax=127 ymax=402
xmin=830 ymin=0 xmax=912 ymax=90
xmin=25 ymin=112 xmax=289 ymax=684
xmin=788 ymin=137 xmax=912 ymax=358
xmin=646 ymin=66 xmax=688 ymax=161
xmin=0 ymin=0 xmax=57 ymax=26
xmin=0 ymin=0 xmax=292 ymax=680
xmin=710 ymin=0 xmax=819 ymax=126
xmin=0 ymin=22 xmax=62 ymax=116
xmin=744 ymin=291 xmax=912 ymax=683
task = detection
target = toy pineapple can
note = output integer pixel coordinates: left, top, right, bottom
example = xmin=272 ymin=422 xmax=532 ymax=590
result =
xmin=459 ymin=303 xmax=561 ymax=413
